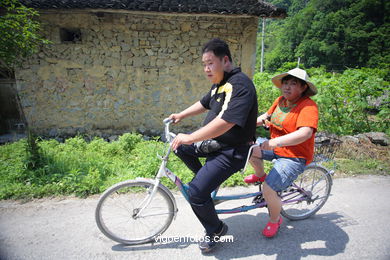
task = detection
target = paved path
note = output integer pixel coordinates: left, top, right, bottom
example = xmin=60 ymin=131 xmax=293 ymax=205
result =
xmin=0 ymin=175 xmax=389 ymax=260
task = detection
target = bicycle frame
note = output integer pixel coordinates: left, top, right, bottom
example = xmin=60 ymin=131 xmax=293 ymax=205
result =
xmin=95 ymin=119 xmax=336 ymax=245
xmin=136 ymin=118 xmax=322 ymax=217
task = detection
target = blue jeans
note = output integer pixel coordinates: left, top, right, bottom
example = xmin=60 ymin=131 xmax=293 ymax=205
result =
xmin=262 ymin=150 xmax=306 ymax=192
xmin=175 ymin=143 xmax=249 ymax=235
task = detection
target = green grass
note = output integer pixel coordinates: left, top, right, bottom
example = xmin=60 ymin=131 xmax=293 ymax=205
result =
xmin=335 ymin=158 xmax=389 ymax=176
xmin=0 ymin=133 xmax=387 ymax=200
xmin=332 ymin=140 xmax=390 ymax=177
xmin=0 ymin=134 xmax=263 ymax=200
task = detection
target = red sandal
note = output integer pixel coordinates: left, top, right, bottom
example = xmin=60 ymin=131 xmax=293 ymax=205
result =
xmin=262 ymin=217 xmax=283 ymax=238
xmin=243 ymin=174 xmax=267 ymax=184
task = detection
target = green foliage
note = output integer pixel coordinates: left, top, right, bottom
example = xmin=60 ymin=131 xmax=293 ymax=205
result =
xmin=1 ymin=128 xmax=387 ymax=200
xmin=313 ymin=67 xmax=389 ymax=135
xmin=0 ymin=131 xmax=274 ymax=199
xmin=25 ymin=131 xmax=43 ymax=170
xmin=0 ymin=0 xmax=50 ymax=74
xmin=262 ymin=0 xmax=389 ymax=71
xmin=0 ymin=134 xmax=195 ymax=199
xmin=336 ymin=158 xmax=389 ymax=176
xmin=253 ymin=67 xmax=389 ymax=135
xmin=118 ymin=133 xmax=143 ymax=153
xmin=253 ymin=71 xmax=280 ymax=112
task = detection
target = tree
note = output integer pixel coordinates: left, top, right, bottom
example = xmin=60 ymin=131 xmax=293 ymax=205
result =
xmin=0 ymin=0 xmax=49 ymax=78
xmin=262 ymin=0 xmax=390 ymax=72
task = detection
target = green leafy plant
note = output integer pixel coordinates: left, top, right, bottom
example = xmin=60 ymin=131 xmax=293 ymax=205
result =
xmin=253 ymin=67 xmax=389 ymax=135
xmin=262 ymin=0 xmax=389 ymax=71
xmin=0 ymin=0 xmax=50 ymax=76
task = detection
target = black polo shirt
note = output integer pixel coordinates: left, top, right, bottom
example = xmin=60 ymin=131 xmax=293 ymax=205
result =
xmin=200 ymin=67 xmax=258 ymax=146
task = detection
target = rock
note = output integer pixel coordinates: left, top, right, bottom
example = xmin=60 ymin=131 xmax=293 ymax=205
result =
xmin=108 ymin=135 xmax=118 ymax=142
xmin=315 ymin=132 xmax=340 ymax=144
xmin=340 ymin=135 xmax=360 ymax=144
xmin=55 ymin=137 xmax=64 ymax=143
xmin=363 ymin=132 xmax=389 ymax=146
xmin=355 ymin=133 xmax=372 ymax=144
xmin=49 ymin=128 xmax=58 ymax=137
xmin=339 ymin=132 xmax=389 ymax=146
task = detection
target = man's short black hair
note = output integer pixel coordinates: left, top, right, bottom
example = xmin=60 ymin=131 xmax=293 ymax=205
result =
xmin=202 ymin=38 xmax=232 ymax=62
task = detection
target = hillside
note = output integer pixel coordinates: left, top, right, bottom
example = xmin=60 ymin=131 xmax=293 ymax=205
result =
xmin=260 ymin=0 xmax=389 ymax=71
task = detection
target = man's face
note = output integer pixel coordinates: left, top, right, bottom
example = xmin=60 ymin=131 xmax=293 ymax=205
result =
xmin=202 ymin=51 xmax=226 ymax=84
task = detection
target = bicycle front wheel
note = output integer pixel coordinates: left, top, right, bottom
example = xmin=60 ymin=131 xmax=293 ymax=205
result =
xmin=95 ymin=180 xmax=176 ymax=245
xmin=281 ymin=165 xmax=332 ymax=220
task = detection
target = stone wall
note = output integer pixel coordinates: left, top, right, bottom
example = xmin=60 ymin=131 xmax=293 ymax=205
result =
xmin=15 ymin=10 xmax=258 ymax=137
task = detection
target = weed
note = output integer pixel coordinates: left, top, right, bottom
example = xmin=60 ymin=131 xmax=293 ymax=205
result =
xmin=0 ymin=132 xmax=388 ymax=200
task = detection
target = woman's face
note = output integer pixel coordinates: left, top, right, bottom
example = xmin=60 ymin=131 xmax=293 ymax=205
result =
xmin=281 ymin=77 xmax=307 ymax=103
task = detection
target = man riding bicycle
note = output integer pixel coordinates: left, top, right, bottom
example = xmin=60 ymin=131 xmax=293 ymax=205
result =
xmin=169 ymin=38 xmax=258 ymax=253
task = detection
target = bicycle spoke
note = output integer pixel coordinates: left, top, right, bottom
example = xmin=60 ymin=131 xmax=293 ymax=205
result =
xmin=96 ymin=181 xmax=175 ymax=244
xmin=281 ymin=166 xmax=332 ymax=220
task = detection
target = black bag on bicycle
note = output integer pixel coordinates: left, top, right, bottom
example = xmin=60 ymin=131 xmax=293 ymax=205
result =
xmin=194 ymin=139 xmax=227 ymax=154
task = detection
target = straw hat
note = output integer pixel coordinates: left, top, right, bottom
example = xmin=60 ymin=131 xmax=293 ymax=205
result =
xmin=271 ymin=68 xmax=317 ymax=96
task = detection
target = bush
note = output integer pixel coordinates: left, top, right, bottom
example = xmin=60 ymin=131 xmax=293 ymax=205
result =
xmin=0 ymin=131 xmax=277 ymax=200
xmin=1 ymin=67 xmax=388 ymax=199
xmin=253 ymin=67 xmax=389 ymax=135
xmin=0 ymin=134 xmax=201 ymax=199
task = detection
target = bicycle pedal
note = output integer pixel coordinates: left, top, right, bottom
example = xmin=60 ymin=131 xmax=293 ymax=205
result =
xmin=282 ymin=186 xmax=297 ymax=193
xmin=252 ymin=194 xmax=265 ymax=204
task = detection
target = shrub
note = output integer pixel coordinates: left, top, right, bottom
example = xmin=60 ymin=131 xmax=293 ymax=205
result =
xmin=253 ymin=67 xmax=389 ymax=135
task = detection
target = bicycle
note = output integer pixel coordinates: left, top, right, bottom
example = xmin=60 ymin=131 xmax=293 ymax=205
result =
xmin=95 ymin=118 xmax=338 ymax=245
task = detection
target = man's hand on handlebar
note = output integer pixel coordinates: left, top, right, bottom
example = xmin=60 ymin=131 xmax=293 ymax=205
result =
xmin=171 ymin=133 xmax=193 ymax=151
xmin=168 ymin=113 xmax=184 ymax=124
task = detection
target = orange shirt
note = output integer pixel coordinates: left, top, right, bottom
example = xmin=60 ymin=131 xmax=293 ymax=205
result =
xmin=267 ymin=96 xmax=318 ymax=164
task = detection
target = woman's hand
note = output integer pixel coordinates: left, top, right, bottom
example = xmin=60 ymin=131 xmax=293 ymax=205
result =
xmin=257 ymin=113 xmax=271 ymax=127
xmin=261 ymin=127 xmax=314 ymax=150
xmin=260 ymin=139 xmax=278 ymax=150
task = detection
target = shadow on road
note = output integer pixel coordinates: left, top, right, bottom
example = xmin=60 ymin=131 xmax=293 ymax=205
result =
xmin=111 ymin=211 xmax=350 ymax=259
xmin=215 ymin=211 xmax=350 ymax=260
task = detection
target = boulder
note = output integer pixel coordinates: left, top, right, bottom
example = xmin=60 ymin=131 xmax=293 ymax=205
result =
xmin=363 ymin=132 xmax=389 ymax=146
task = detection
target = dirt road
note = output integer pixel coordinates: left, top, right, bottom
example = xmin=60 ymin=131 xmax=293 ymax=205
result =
xmin=1 ymin=175 xmax=389 ymax=260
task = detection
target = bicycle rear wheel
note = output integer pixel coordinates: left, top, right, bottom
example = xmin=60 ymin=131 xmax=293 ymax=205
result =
xmin=281 ymin=165 xmax=332 ymax=220
xmin=95 ymin=180 xmax=176 ymax=245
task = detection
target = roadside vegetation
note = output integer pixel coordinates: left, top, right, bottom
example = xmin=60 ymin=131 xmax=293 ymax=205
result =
xmin=0 ymin=0 xmax=388 ymax=200
xmin=1 ymin=129 xmax=388 ymax=200
xmin=0 ymin=133 xmax=259 ymax=200
xmin=1 ymin=66 xmax=388 ymax=200
xmin=254 ymin=66 xmax=389 ymax=136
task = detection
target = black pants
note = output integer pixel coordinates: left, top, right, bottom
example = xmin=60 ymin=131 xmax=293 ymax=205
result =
xmin=175 ymin=143 xmax=249 ymax=235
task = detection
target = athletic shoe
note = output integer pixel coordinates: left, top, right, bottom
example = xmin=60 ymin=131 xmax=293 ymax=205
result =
xmin=199 ymin=222 xmax=228 ymax=253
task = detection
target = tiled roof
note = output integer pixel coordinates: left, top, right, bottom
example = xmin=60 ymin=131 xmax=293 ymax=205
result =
xmin=20 ymin=0 xmax=286 ymax=18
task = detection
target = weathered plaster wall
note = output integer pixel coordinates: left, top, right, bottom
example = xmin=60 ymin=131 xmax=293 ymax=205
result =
xmin=15 ymin=10 xmax=258 ymax=136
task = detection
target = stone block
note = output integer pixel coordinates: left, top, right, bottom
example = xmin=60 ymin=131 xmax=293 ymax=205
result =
xmin=181 ymin=22 xmax=192 ymax=32
xmin=16 ymin=11 xmax=257 ymax=136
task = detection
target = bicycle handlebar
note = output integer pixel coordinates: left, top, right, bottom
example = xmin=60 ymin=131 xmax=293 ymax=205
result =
xmin=163 ymin=118 xmax=174 ymax=124
xmin=163 ymin=118 xmax=175 ymax=143
xmin=240 ymin=137 xmax=268 ymax=174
